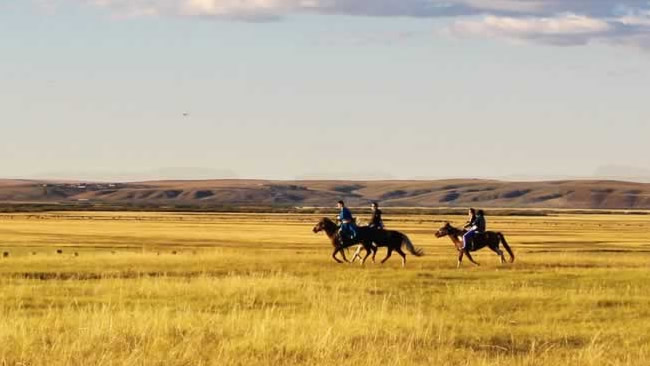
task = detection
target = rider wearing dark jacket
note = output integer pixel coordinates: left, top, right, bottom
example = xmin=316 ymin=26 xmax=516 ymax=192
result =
xmin=369 ymin=202 xmax=384 ymax=229
xmin=474 ymin=210 xmax=486 ymax=232
xmin=463 ymin=208 xmax=486 ymax=250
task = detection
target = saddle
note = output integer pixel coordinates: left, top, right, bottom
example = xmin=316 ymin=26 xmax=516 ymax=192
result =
xmin=337 ymin=232 xmax=356 ymax=247
xmin=467 ymin=232 xmax=487 ymax=250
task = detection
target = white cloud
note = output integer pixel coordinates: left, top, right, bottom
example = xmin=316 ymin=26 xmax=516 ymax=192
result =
xmin=181 ymin=0 xmax=294 ymax=18
xmin=49 ymin=0 xmax=650 ymax=48
xmin=63 ymin=0 xmax=650 ymax=20
xmin=619 ymin=10 xmax=650 ymax=26
xmin=447 ymin=14 xmax=613 ymax=45
xmin=446 ymin=10 xmax=650 ymax=48
xmin=460 ymin=0 xmax=546 ymax=13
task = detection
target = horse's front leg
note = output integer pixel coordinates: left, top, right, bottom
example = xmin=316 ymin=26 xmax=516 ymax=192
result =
xmin=360 ymin=241 xmax=373 ymax=266
xmin=465 ymin=250 xmax=480 ymax=266
xmin=380 ymin=248 xmax=393 ymax=264
xmin=331 ymin=248 xmax=343 ymax=263
xmin=457 ymin=250 xmax=464 ymax=269
xmin=339 ymin=246 xmax=350 ymax=263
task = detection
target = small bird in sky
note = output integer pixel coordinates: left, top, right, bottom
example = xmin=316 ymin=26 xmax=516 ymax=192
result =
xmin=182 ymin=112 xmax=189 ymax=117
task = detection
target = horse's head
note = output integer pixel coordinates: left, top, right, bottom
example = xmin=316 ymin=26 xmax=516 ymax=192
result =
xmin=313 ymin=217 xmax=337 ymax=235
xmin=435 ymin=222 xmax=454 ymax=238
xmin=312 ymin=219 xmax=325 ymax=234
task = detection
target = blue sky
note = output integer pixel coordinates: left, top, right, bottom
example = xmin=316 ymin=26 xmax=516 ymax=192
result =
xmin=2 ymin=1 xmax=650 ymax=181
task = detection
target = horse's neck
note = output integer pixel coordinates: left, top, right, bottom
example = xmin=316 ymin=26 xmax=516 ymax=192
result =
xmin=324 ymin=222 xmax=338 ymax=237
xmin=448 ymin=233 xmax=463 ymax=249
xmin=325 ymin=225 xmax=340 ymax=245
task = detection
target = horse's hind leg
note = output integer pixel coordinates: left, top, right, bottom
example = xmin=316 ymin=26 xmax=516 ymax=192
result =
xmin=351 ymin=244 xmax=364 ymax=264
xmin=488 ymin=245 xmax=506 ymax=264
xmin=395 ymin=247 xmax=407 ymax=268
xmin=465 ymin=250 xmax=480 ymax=266
xmin=371 ymin=243 xmax=378 ymax=263
xmin=355 ymin=241 xmax=370 ymax=265
xmin=381 ymin=248 xmax=393 ymax=264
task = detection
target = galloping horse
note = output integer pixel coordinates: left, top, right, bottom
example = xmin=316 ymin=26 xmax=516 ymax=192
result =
xmin=313 ymin=218 xmax=424 ymax=267
xmin=435 ymin=222 xmax=514 ymax=268
xmin=312 ymin=217 xmax=370 ymax=263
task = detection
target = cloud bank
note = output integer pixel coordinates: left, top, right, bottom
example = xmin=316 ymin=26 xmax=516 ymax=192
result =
xmin=64 ymin=1 xmax=650 ymax=47
xmin=446 ymin=13 xmax=614 ymax=46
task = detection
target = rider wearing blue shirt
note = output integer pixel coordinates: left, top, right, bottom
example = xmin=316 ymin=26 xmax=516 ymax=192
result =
xmin=337 ymin=200 xmax=357 ymax=241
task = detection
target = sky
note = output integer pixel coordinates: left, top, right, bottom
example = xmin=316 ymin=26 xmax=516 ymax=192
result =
xmin=1 ymin=0 xmax=650 ymax=181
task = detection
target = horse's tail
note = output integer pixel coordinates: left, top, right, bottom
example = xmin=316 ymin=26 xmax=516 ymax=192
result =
xmin=401 ymin=233 xmax=424 ymax=257
xmin=498 ymin=232 xmax=515 ymax=263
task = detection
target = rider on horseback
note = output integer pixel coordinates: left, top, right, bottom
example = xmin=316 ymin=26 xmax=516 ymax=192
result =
xmin=369 ymin=202 xmax=384 ymax=230
xmin=337 ymin=200 xmax=357 ymax=244
xmin=462 ymin=208 xmax=486 ymax=251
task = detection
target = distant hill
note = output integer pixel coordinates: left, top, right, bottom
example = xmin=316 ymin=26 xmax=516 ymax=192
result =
xmin=594 ymin=165 xmax=650 ymax=183
xmin=2 ymin=178 xmax=650 ymax=210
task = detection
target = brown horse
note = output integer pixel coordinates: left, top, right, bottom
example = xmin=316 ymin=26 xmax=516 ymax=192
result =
xmin=435 ymin=222 xmax=514 ymax=268
xmin=312 ymin=217 xmax=369 ymax=263
xmin=313 ymin=218 xmax=424 ymax=267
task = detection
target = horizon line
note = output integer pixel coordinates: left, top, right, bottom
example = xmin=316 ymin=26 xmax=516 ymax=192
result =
xmin=3 ymin=176 xmax=650 ymax=185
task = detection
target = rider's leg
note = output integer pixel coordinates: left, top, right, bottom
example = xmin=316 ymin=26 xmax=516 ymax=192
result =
xmin=462 ymin=230 xmax=476 ymax=250
xmin=349 ymin=224 xmax=357 ymax=239
xmin=339 ymin=223 xmax=349 ymax=242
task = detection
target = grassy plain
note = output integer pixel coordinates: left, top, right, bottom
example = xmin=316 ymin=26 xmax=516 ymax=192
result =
xmin=0 ymin=211 xmax=649 ymax=365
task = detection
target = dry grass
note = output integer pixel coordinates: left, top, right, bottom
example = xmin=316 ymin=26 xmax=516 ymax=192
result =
xmin=0 ymin=211 xmax=649 ymax=365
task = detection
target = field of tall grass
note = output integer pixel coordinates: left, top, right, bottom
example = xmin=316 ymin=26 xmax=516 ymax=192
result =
xmin=0 ymin=211 xmax=649 ymax=365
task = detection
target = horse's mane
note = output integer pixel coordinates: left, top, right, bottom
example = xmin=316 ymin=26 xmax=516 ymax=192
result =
xmin=320 ymin=217 xmax=338 ymax=232
xmin=446 ymin=223 xmax=466 ymax=237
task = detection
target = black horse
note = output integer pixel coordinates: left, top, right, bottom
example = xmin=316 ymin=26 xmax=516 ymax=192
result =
xmin=435 ymin=222 xmax=514 ymax=268
xmin=313 ymin=218 xmax=423 ymax=267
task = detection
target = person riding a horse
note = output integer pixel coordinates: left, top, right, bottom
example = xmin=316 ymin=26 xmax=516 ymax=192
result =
xmin=463 ymin=208 xmax=477 ymax=230
xmin=463 ymin=208 xmax=486 ymax=251
xmin=337 ymin=200 xmax=357 ymax=243
xmin=369 ymin=202 xmax=384 ymax=230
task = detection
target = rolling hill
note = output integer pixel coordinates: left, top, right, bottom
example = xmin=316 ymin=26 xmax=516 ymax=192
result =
xmin=1 ymin=178 xmax=650 ymax=210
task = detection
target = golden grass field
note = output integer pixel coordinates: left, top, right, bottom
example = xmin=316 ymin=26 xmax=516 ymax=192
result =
xmin=0 ymin=211 xmax=649 ymax=365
